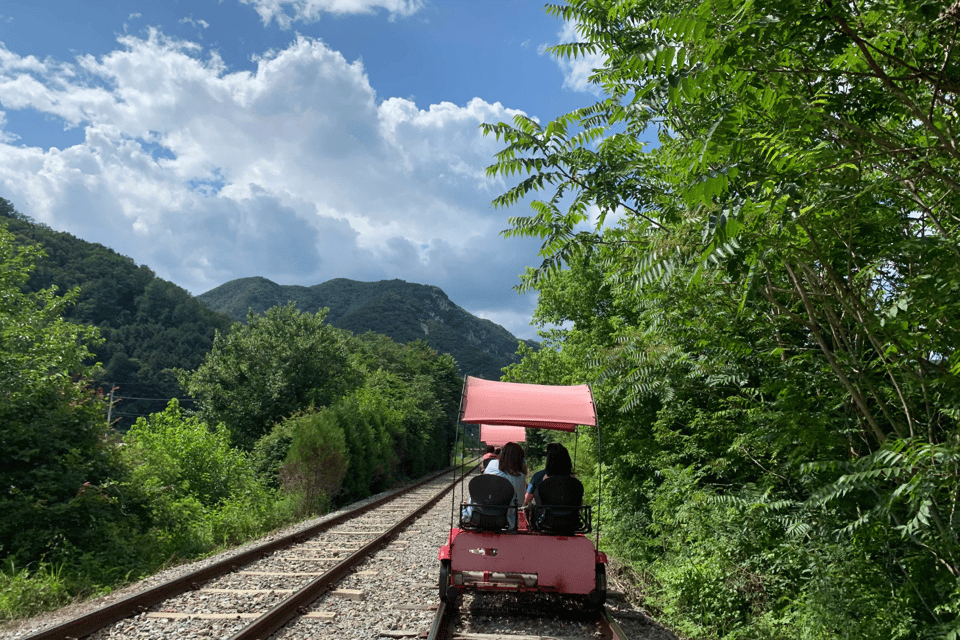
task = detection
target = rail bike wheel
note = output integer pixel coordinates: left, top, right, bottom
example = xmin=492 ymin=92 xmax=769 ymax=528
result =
xmin=439 ymin=560 xmax=452 ymax=602
xmin=588 ymin=563 xmax=607 ymax=606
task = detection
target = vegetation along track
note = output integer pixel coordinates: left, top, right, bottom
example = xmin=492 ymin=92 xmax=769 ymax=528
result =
xmin=13 ymin=465 xmax=474 ymax=640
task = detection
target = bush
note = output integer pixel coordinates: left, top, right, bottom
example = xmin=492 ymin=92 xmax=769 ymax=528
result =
xmin=0 ymin=562 xmax=70 ymax=621
xmin=120 ymin=399 xmax=293 ymax=555
xmin=251 ymin=420 xmax=295 ymax=490
xmin=278 ymin=410 xmax=349 ymax=516
xmin=123 ymin=399 xmax=253 ymax=506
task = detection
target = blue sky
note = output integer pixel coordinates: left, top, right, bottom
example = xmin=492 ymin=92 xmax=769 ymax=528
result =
xmin=0 ymin=0 xmax=607 ymax=339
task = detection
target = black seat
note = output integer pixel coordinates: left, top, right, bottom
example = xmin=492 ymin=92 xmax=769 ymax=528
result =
xmin=461 ymin=475 xmax=516 ymax=532
xmin=532 ymin=476 xmax=589 ymax=535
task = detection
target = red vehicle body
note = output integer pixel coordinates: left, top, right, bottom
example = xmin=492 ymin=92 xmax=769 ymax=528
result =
xmin=439 ymin=376 xmax=607 ymax=604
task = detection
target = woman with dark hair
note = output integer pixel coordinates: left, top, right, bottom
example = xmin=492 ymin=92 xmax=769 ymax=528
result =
xmin=483 ymin=441 xmax=527 ymax=526
xmin=524 ymin=443 xmax=573 ymax=505
xmin=544 ymin=445 xmax=572 ymax=477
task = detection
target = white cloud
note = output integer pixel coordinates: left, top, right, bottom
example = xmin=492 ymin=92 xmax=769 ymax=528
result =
xmin=0 ymin=30 xmax=541 ymax=336
xmin=180 ymin=16 xmax=211 ymax=30
xmin=0 ymin=111 xmax=13 ymax=142
xmin=240 ymin=0 xmax=423 ymax=28
xmin=549 ymin=20 xmax=606 ymax=96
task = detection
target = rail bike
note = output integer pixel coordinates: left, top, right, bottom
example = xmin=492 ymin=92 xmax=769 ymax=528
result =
xmin=439 ymin=376 xmax=607 ymax=604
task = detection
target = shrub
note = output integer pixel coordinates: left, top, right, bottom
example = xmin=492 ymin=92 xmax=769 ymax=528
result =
xmin=278 ymin=410 xmax=349 ymax=516
xmin=0 ymin=562 xmax=70 ymax=620
xmin=120 ymin=399 xmax=292 ymax=555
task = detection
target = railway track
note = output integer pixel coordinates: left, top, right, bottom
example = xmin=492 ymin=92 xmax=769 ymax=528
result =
xmin=428 ymin=592 xmax=629 ymax=640
xmin=15 ymin=465 xmax=473 ymax=640
xmin=9 ymin=461 xmax=662 ymax=640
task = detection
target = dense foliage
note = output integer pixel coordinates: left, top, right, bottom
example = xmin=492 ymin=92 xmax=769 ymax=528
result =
xmin=179 ymin=303 xmax=362 ymax=449
xmin=0 ymin=226 xmax=124 ymax=569
xmin=120 ymin=400 xmax=292 ymax=557
xmin=492 ymin=1 xmax=960 ymax=638
xmin=190 ymin=313 xmax=462 ymax=501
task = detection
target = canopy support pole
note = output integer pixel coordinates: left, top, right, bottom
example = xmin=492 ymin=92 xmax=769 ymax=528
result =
xmin=449 ymin=375 xmax=468 ymax=532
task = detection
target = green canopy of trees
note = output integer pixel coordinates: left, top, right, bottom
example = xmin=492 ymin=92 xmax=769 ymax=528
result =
xmin=0 ymin=226 xmax=127 ymax=566
xmin=184 ymin=306 xmax=461 ymax=504
xmin=492 ymin=1 xmax=959 ymax=637
xmin=179 ymin=303 xmax=365 ymax=448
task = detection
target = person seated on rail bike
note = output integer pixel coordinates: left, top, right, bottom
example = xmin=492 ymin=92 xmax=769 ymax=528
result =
xmin=527 ymin=444 xmax=587 ymax=535
xmin=481 ymin=444 xmax=498 ymax=472
xmin=523 ymin=442 xmax=562 ymax=506
xmin=480 ymin=441 xmax=527 ymax=528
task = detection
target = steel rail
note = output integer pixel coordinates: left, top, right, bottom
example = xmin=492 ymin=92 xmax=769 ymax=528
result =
xmin=599 ymin=605 xmax=630 ymax=640
xmin=21 ymin=464 xmax=474 ymax=640
xmin=426 ymin=600 xmax=453 ymax=640
xmin=228 ymin=470 xmax=466 ymax=640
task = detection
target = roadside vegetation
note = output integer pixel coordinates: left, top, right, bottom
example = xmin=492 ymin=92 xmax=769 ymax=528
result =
xmin=0 ymin=220 xmax=460 ymax=622
xmin=493 ymin=1 xmax=959 ymax=638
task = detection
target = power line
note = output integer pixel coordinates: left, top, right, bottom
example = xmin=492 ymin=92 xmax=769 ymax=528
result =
xmin=112 ymin=396 xmax=198 ymax=402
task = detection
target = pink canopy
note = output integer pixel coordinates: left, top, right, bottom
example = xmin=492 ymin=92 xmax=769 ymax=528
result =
xmin=480 ymin=424 xmax=527 ymax=446
xmin=460 ymin=376 xmax=597 ymax=432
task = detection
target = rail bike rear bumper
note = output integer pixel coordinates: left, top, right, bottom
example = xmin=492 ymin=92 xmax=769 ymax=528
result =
xmin=439 ymin=528 xmax=606 ymax=597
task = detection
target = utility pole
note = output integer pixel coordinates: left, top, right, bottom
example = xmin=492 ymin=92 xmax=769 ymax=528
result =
xmin=106 ymin=384 xmax=116 ymax=426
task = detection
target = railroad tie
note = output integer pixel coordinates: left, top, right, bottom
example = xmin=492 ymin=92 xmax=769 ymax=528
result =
xmin=238 ymin=571 xmax=325 ymax=576
xmin=451 ymin=634 xmax=567 ymax=640
xmin=200 ymin=588 xmax=294 ymax=594
xmin=144 ymin=611 xmax=337 ymax=621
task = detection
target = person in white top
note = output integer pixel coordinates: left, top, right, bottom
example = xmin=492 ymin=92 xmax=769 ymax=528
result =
xmin=483 ymin=441 xmax=526 ymax=527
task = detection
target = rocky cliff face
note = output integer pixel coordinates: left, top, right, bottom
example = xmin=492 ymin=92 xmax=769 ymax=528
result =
xmin=197 ymin=277 xmax=534 ymax=380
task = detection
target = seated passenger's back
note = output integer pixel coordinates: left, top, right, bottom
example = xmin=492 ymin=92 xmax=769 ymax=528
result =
xmin=533 ymin=476 xmax=584 ymax=535
xmin=463 ymin=474 xmax=516 ymax=532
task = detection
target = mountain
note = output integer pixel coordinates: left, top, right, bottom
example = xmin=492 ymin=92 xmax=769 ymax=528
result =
xmin=1 ymin=199 xmax=234 ymax=429
xmin=198 ymin=276 xmax=533 ymax=380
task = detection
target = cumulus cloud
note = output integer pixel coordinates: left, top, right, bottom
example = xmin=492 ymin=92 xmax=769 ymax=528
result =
xmin=0 ymin=29 xmax=542 ymax=337
xmin=548 ymin=20 xmax=606 ymax=96
xmin=240 ymin=0 xmax=424 ymax=28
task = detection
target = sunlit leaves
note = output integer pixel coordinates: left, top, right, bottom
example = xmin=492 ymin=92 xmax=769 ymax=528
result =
xmin=489 ymin=0 xmax=960 ymax=635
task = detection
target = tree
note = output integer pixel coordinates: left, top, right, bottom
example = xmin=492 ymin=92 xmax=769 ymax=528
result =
xmin=0 ymin=226 xmax=123 ymax=564
xmin=179 ymin=303 xmax=362 ymax=448
xmin=487 ymin=1 xmax=960 ymax=636
xmin=353 ymin=335 xmax=462 ymax=471
xmin=123 ymin=399 xmax=254 ymax=508
xmin=275 ymin=410 xmax=349 ymax=515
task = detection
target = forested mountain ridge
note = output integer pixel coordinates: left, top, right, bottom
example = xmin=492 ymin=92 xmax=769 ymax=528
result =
xmin=198 ymin=276 xmax=533 ymax=380
xmin=0 ymin=201 xmax=234 ymax=428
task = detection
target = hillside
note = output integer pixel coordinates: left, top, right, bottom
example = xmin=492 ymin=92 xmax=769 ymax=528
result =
xmin=198 ymin=276 xmax=533 ymax=380
xmin=1 ymin=199 xmax=234 ymax=428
